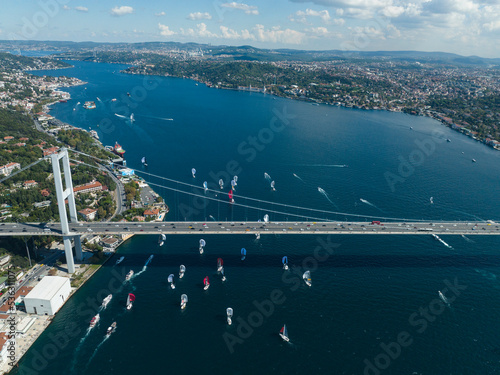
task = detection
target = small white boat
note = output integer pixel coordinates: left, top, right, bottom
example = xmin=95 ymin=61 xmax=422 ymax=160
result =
xmin=180 ymin=294 xmax=188 ymax=309
xmin=439 ymin=290 xmax=450 ymax=305
xmin=111 ymin=98 xmax=117 ymax=102
xmin=106 ymin=322 xmax=117 ymax=336
xmin=115 ymin=256 xmax=124 ymax=265
xmin=279 ymin=324 xmax=290 ymax=342
xmin=199 ymin=239 xmax=206 ymax=254
xmin=125 ymin=270 xmax=134 ymax=281
xmin=226 ymin=307 xmax=233 ymax=325
xmin=472 ymin=159 xmax=476 ymax=163
xmin=101 ymin=294 xmax=112 ymax=308
xmin=303 ymin=270 xmax=312 ymax=287
xmin=89 ymin=313 xmax=100 ymax=328
xmin=126 ymin=293 xmax=135 ymax=310
xmin=179 ymin=265 xmax=186 ymax=279
xmin=203 ymin=276 xmax=210 ymax=290
xmin=168 ymin=274 xmax=175 ymax=289
xmin=282 ymin=256 xmax=288 ymax=270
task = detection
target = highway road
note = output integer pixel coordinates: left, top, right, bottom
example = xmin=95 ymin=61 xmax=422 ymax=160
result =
xmin=0 ymin=221 xmax=499 ymax=236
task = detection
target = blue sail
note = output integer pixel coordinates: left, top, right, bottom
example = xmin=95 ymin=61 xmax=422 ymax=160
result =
xmin=282 ymin=256 xmax=288 ymax=265
xmin=241 ymin=248 xmax=246 ymax=260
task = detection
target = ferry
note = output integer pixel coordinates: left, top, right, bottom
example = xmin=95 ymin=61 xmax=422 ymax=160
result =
xmin=101 ymin=294 xmax=112 ymax=308
xmin=89 ymin=313 xmax=100 ymax=328
xmin=83 ymin=101 xmax=96 ymax=109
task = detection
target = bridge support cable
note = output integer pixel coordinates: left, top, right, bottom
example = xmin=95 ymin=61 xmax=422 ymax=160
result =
xmin=51 ymin=148 xmax=82 ymax=273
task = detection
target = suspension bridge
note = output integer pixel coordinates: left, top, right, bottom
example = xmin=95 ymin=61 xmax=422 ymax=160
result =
xmin=0 ymin=148 xmax=497 ymax=273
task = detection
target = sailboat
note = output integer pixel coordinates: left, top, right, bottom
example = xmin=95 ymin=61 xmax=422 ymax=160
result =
xmin=221 ymin=267 xmax=226 ymax=282
xmin=231 ymin=179 xmax=236 ymax=191
xmin=199 ymin=239 xmax=206 ymax=254
xmin=192 ymin=168 xmax=196 ymax=178
xmin=125 ymin=270 xmax=134 ymax=281
xmin=130 ymin=113 xmax=135 ymax=122
xmin=233 ymin=175 xmax=238 ymax=186
xmin=89 ymin=313 xmax=100 ymax=328
xmin=263 ymin=214 xmax=269 ymax=223
xmin=203 ymin=181 xmax=208 ymax=192
xmin=217 ymin=258 xmax=223 ymax=272
xmin=203 ymin=276 xmax=210 ymax=290
xmin=141 ymin=156 xmax=148 ymax=167
xmin=126 ymin=293 xmax=135 ymax=310
xmin=228 ymin=190 xmax=234 ymax=204
xmin=282 ymin=256 xmax=288 ymax=270
xmin=226 ymin=308 xmax=233 ymax=325
xmin=241 ymin=248 xmax=246 ymax=261
xmin=279 ymin=324 xmax=290 ymax=342
xmin=180 ymin=294 xmax=188 ymax=309
xmin=168 ymin=274 xmax=175 ymax=289
xmin=179 ymin=265 xmax=186 ymax=279
xmin=219 ymin=179 xmax=224 ymax=189
xmin=271 ymin=181 xmax=276 ymax=191
xmin=303 ymin=270 xmax=312 ymax=287
xmin=158 ymin=233 xmax=166 ymax=246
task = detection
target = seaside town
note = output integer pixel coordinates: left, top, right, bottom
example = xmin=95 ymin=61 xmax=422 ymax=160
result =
xmin=0 ymin=52 xmax=168 ymax=373
xmin=0 ymin=42 xmax=498 ymax=373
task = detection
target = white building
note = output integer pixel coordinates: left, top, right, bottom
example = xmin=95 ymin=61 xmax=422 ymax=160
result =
xmin=24 ymin=276 xmax=71 ymax=315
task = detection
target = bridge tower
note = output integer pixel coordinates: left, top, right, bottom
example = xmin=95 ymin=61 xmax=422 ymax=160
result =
xmin=50 ymin=148 xmax=82 ymax=273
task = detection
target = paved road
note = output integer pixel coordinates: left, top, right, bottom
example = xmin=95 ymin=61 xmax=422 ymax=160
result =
xmin=1 ymin=221 xmax=499 ymax=236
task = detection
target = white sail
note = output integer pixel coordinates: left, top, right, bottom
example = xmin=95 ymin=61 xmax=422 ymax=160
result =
xmin=271 ymin=180 xmax=275 ymax=191
xmin=226 ymin=307 xmax=233 ymax=325
xmin=303 ymin=270 xmax=312 ymax=286
xmin=168 ymin=273 xmax=175 ymax=289
xmin=192 ymin=168 xmax=196 ymax=177
xmin=219 ymin=178 xmax=224 ymax=189
xmin=179 ymin=264 xmax=186 ymax=278
xmin=263 ymin=214 xmax=269 ymax=223
xmin=181 ymin=294 xmax=188 ymax=309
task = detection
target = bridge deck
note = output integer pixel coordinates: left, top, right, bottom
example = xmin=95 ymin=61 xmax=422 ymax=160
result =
xmin=1 ymin=221 xmax=499 ymax=236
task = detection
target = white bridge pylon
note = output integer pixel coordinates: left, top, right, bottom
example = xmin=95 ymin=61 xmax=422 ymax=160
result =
xmin=50 ymin=148 xmax=82 ymax=273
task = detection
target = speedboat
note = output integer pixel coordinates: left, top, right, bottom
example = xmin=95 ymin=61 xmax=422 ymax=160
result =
xmin=106 ymin=322 xmax=117 ymax=336
xmin=115 ymin=256 xmax=124 ymax=265
xmin=89 ymin=313 xmax=100 ymax=328
xmin=101 ymin=294 xmax=112 ymax=308
xmin=125 ymin=270 xmax=134 ymax=281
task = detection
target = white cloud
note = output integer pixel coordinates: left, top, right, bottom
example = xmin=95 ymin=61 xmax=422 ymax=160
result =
xmin=221 ymin=2 xmax=259 ymax=15
xmin=181 ymin=23 xmax=218 ymax=38
xmin=253 ymin=24 xmax=306 ymax=44
xmin=187 ymin=12 xmax=212 ymax=20
xmin=291 ymin=9 xmax=331 ymax=23
xmin=158 ymin=23 xmax=176 ymax=36
xmin=110 ymin=6 xmax=134 ymax=16
xmin=381 ymin=6 xmax=405 ymax=18
xmin=307 ymin=26 xmax=330 ymax=36
xmin=75 ymin=6 xmax=89 ymax=13
xmin=63 ymin=5 xmax=71 ymax=10
xmin=220 ymin=25 xmax=255 ymax=40
xmin=155 ymin=11 xmax=166 ymax=17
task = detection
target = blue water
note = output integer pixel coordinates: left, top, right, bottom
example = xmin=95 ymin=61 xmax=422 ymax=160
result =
xmin=11 ymin=61 xmax=500 ymax=375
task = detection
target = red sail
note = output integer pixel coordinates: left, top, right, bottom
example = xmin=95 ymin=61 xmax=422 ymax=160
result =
xmin=217 ymin=258 xmax=223 ymax=267
xmin=128 ymin=293 xmax=136 ymax=302
xmin=228 ymin=190 xmax=233 ymax=200
xmin=204 ymin=276 xmax=209 ymax=285
xmin=280 ymin=326 xmax=284 ymax=334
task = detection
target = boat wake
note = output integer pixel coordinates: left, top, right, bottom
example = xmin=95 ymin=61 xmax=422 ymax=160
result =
xmin=114 ymin=113 xmax=128 ymax=119
xmin=292 ymin=173 xmax=305 ymax=183
xmin=299 ymin=164 xmax=348 ymax=168
xmin=135 ymin=113 xmax=173 ymax=121
xmin=432 ymin=234 xmax=453 ymax=249
xmin=69 ymin=327 xmax=93 ymax=373
xmin=461 ymin=234 xmax=475 ymax=243
xmin=318 ymin=187 xmax=338 ymax=209
xmin=264 ymin=172 xmax=272 ymax=183
xmin=86 ymin=335 xmax=110 ymax=369
xmin=360 ymin=198 xmax=385 ymax=213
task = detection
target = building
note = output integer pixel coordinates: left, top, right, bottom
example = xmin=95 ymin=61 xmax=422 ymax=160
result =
xmin=40 ymin=189 xmax=50 ymax=197
xmin=42 ymin=146 xmax=59 ymax=157
xmin=23 ymin=180 xmax=38 ymax=189
xmin=100 ymin=237 xmax=120 ymax=248
xmin=78 ymin=208 xmax=97 ymax=221
xmin=3 ymin=136 xmax=14 ymax=141
xmin=0 ymin=162 xmax=20 ymax=176
xmin=24 ymin=276 xmax=71 ymax=315
xmin=73 ymin=181 xmax=103 ymax=195
xmin=144 ymin=207 xmax=160 ymax=219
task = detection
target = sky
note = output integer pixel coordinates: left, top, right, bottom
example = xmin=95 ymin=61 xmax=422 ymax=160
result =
xmin=1 ymin=0 xmax=499 ymax=58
